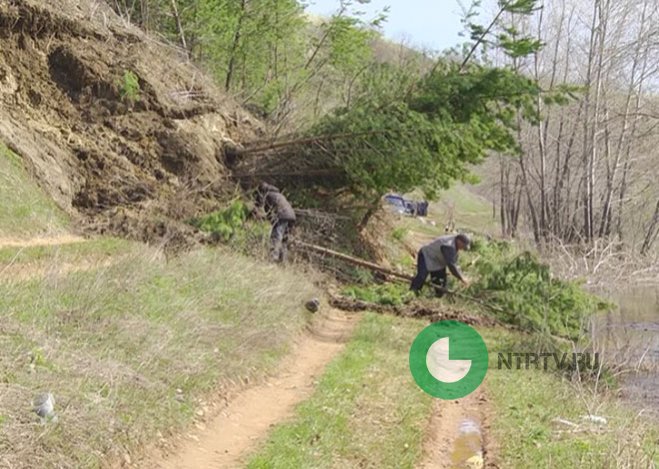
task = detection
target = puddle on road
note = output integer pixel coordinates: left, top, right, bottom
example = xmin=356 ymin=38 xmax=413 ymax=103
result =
xmin=450 ymin=418 xmax=483 ymax=469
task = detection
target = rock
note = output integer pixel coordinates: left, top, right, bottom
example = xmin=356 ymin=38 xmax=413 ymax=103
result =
xmin=305 ymin=298 xmax=320 ymax=313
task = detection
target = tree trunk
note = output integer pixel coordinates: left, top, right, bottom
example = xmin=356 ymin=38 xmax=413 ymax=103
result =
xmin=641 ymin=200 xmax=659 ymax=255
xmin=225 ymin=0 xmax=248 ymax=92
xmin=170 ymin=0 xmax=189 ymax=57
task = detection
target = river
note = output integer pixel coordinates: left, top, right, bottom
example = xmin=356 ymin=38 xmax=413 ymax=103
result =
xmin=591 ymin=286 xmax=659 ymax=416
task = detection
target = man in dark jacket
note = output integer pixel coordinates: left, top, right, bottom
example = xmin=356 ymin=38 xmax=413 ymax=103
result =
xmin=410 ymin=233 xmax=471 ymax=296
xmin=256 ymin=182 xmax=296 ymax=262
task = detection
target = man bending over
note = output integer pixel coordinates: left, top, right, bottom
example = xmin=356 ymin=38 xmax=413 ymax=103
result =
xmin=410 ymin=233 xmax=471 ymax=296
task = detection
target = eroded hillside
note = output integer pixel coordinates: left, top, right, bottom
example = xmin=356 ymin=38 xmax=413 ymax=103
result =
xmin=0 ymin=0 xmax=260 ymax=247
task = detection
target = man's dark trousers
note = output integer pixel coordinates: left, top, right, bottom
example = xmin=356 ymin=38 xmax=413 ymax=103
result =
xmin=409 ymin=251 xmax=447 ymax=296
xmin=271 ymin=219 xmax=293 ymax=262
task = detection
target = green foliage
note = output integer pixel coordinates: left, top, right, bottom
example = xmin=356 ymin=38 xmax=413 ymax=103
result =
xmin=191 ymin=201 xmax=250 ymax=241
xmin=466 ymin=240 xmax=607 ymax=338
xmin=306 ymin=58 xmax=540 ymax=203
xmin=191 ymin=201 xmax=272 ymax=255
xmin=342 ymin=283 xmax=411 ymax=306
xmin=119 ymin=70 xmax=141 ymax=103
xmin=463 ymin=0 xmax=542 ymax=61
xmin=391 ymin=227 xmax=407 ymax=241
xmin=111 ymin=0 xmax=389 ymax=119
xmin=325 ymin=15 xmax=375 ymax=74
xmin=351 ymin=267 xmax=375 ymax=285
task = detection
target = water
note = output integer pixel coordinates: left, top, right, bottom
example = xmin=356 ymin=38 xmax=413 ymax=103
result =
xmin=591 ymin=286 xmax=659 ymax=415
xmin=450 ymin=418 xmax=483 ymax=468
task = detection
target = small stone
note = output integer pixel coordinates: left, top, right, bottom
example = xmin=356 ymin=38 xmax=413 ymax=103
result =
xmin=305 ymin=298 xmax=320 ymax=313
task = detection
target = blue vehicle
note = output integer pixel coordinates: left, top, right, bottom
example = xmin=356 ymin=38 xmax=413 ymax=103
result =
xmin=383 ymin=194 xmax=408 ymax=213
xmin=383 ymin=194 xmax=428 ymax=216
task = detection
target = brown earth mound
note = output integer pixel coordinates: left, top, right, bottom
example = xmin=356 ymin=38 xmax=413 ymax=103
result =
xmin=0 ymin=0 xmax=261 ymax=248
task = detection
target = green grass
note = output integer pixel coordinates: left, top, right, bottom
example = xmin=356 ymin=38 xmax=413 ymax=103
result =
xmin=483 ymin=328 xmax=659 ymax=468
xmin=403 ymin=184 xmax=497 ymax=238
xmin=247 ymin=313 xmax=433 ymax=469
xmin=0 ymin=143 xmax=68 ymax=236
xmin=0 ymin=241 xmax=320 ymax=468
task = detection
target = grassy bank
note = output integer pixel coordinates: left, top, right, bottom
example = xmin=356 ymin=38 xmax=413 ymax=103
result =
xmin=0 ymin=240 xmax=319 ymax=468
xmin=0 ymin=143 xmax=68 ymax=237
xmin=484 ymin=328 xmax=659 ymax=468
xmin=247 ymin=312 xmax=433 ymax=468
xmin=0 ymin=237 xmax=127 ymax=264
xmin=384 ymin=193 xmax=658 ymax=467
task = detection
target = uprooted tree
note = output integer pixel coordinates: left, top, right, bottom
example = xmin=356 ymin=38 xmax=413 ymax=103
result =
xmin=237 ymin=0 xmax=554 ymax=227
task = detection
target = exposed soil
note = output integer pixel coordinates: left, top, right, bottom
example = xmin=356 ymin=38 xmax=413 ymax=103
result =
xmin=0 ymin=0 xmax=261 ymax=250
xmin=148 ymin=309 xmax=358 ymax=469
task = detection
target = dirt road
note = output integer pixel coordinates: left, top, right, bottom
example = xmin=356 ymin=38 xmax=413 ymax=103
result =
xmin=419 ymin=389 xmax=492 ymax=469
xmin=0 ymin=234 xmax=84 ymax=249
xmin=154 ymin=309 xmax=358 ymax=469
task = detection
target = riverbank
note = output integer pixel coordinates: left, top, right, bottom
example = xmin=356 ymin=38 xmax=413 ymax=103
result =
xmin=484 ymin=328 xmax=658 ymax=467
xmin=378 ymin=191 xmax=659 ymax=467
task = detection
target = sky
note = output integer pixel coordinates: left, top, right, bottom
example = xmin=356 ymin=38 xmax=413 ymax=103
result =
xmin=304 ymin=0 xmax=469 ymax=52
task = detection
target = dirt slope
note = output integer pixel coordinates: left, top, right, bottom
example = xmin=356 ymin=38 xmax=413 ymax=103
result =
xmin=0 ymin=0 xmax=260 ymax=248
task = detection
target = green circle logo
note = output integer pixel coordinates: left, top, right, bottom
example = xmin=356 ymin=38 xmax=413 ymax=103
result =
xmin=409 ymin=320 xmax=488 ymax=399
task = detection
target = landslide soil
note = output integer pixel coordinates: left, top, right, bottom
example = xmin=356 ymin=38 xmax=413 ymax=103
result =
xmin=0 ymin=0 xmax=261 ymax=249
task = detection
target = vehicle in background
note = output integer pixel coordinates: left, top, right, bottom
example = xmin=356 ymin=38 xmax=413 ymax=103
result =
xmin=383 ymin=194 xmax=429 ymax=217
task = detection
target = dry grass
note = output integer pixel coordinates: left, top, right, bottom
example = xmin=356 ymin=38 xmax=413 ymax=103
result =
xmin=0 ymin=239 xmax=320 ymax=468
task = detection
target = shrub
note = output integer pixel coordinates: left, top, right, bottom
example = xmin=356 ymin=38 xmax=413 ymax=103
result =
xmin=465 ymin=240 xmax=608 ymax=339
xmin=119 ymin=70 xmax=141 ymax=103
xmin=191 ymin=201 xmax=250 ymax=242
xmin=391 ymin=227 xmax=407 ymax=241
xmin=192 ymin=201 xmax=272 ymax=256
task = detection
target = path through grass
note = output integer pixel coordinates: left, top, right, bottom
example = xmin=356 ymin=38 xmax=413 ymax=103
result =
xmin=247 ymin=312 xmax=433 ymax=469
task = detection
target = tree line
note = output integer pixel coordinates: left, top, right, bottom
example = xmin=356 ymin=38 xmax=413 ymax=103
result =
xmin=490 ymin=0 xmax=659 ymax=255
